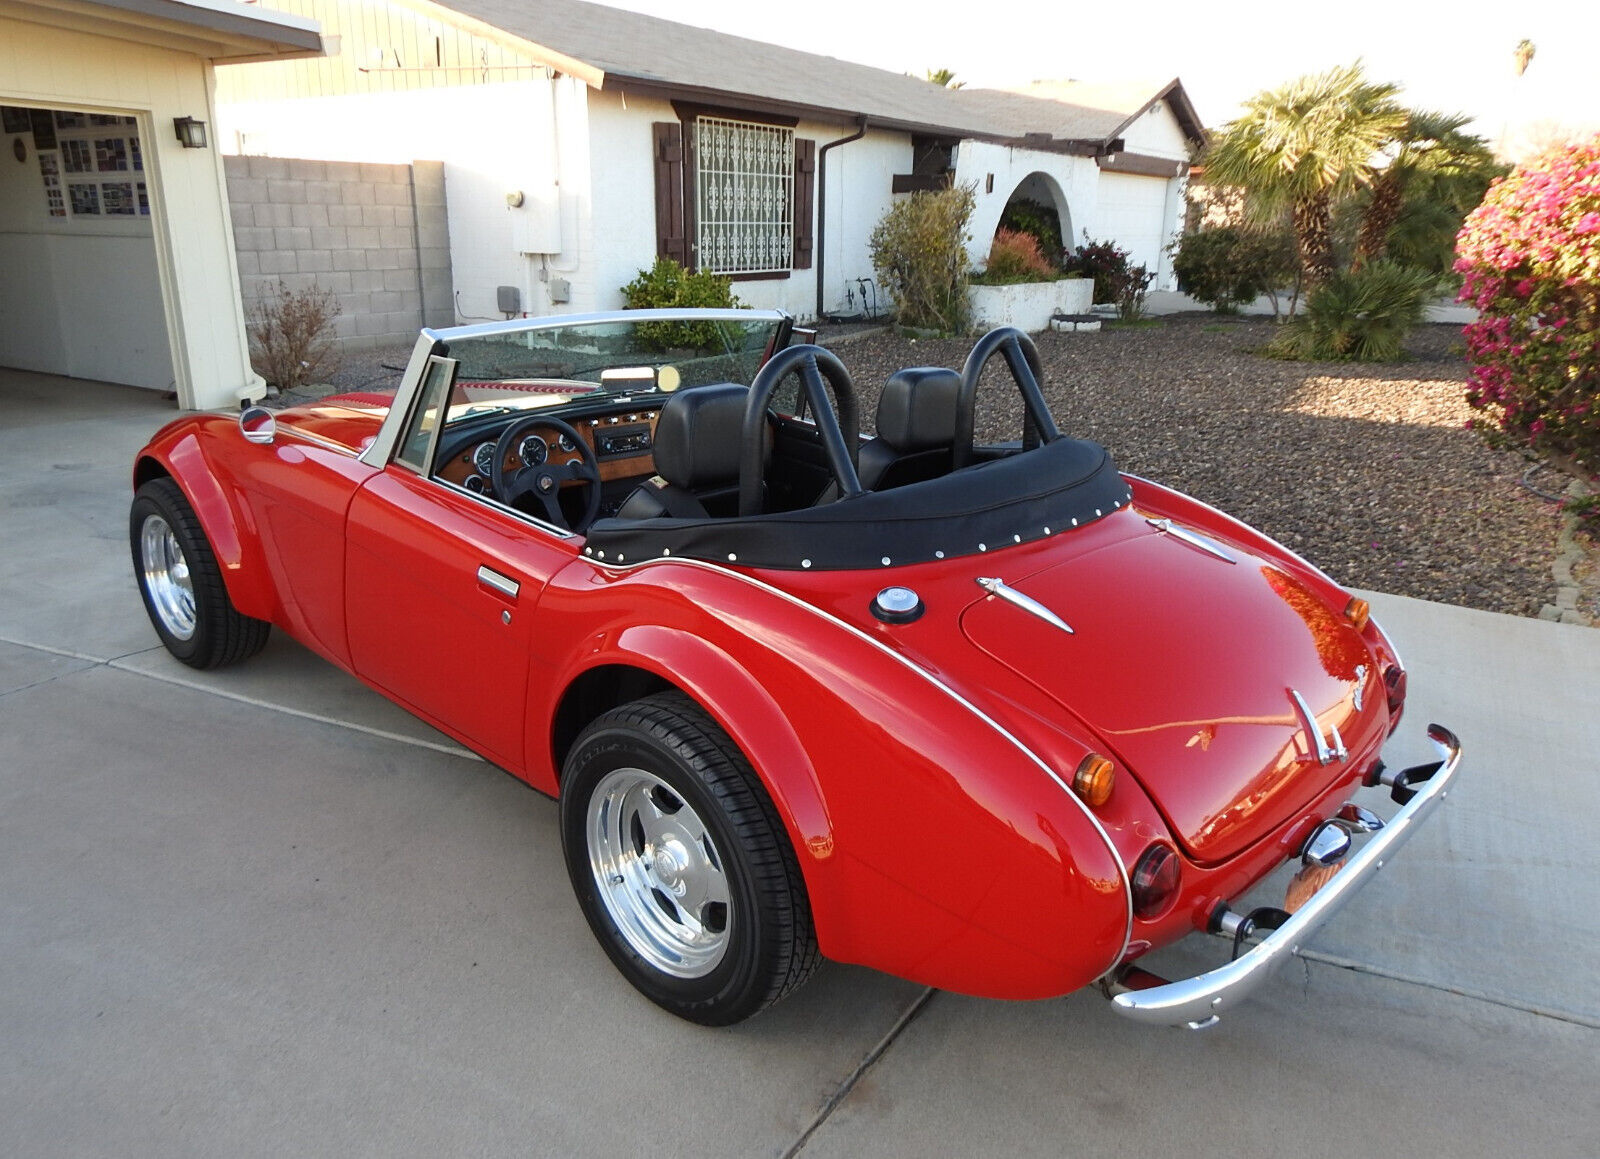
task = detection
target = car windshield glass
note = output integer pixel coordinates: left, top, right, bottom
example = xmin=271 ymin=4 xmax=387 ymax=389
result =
xmin=437 ymin=314 xmax=784 ymax=426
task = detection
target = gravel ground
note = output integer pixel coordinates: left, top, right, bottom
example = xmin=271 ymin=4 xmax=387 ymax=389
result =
xmin=296 ymin=316 xmax=1587 ymax=620
xmin=824 ymin=316 xmax=1568 ymax=619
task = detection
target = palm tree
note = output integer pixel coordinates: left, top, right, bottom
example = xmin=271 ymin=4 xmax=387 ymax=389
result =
xmin=1204 ymin=63 xmax=1406 ymax=288
xmin=1513 ymin=39 xmax=1536 ymax=77
xmin=924 ymin=68 xmax=964 ymax=90
xmin=1354 ymin=111 xmax=1500 ymax=267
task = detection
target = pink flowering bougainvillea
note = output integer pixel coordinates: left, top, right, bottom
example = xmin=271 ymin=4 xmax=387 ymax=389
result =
xmin=1455 ymin=134 xmax=1599 ymax=475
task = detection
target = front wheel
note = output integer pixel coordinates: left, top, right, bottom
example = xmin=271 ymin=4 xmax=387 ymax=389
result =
xmin=130 ymin=478 xmax=270 ymax=669
xmin=560 ymin=691 xmax=819 ymax=1025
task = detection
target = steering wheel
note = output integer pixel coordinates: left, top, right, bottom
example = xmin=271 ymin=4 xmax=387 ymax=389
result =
xmin=954 ymin=327 xmax=1062 ymax=469
xmin=489 ymin=415 xmax=603 ymax=533
xmin=742 ymin=345 xmax=862 ymax=516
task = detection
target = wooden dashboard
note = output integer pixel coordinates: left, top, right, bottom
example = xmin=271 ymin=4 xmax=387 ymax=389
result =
xmin=436 ymin=407 xmax=664 ymax=490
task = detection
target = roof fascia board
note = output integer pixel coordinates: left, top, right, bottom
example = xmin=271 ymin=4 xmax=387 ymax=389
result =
xmin=0 ymin=0 xmax=318 ymax=58
xmin=1095 ymin=151 xmax=1189 ymax=178
xmin=1104 ymin=78 xmax=1207 ymax=149
xmin=384 ymin=0 xmax=604 ymax=86
xmin=83 ymin=0 xmax=320 ymax=52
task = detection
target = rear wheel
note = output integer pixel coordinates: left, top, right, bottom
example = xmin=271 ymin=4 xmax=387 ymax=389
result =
xmin=130 ymin=478 xmax=270 ymax=669
xmin=560 ymin=691 xmax=819 ymax=1025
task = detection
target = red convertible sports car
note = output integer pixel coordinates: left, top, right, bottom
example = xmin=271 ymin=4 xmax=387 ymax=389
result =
xmin=129 ymin=308 xmax=1460 ymax=1028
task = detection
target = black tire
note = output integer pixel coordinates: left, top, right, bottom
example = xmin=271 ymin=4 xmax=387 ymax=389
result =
xmin=560 ymin=691 xmax=819 ymax=1025
xmin=129 ymin=478 xmax=271 ymax=669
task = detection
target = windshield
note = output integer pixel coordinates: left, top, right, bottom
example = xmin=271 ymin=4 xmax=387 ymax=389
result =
xmin=436 ymin=313 xmax=787 ymax=419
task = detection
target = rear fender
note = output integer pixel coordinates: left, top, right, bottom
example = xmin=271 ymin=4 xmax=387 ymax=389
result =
xmin=541 ymin=579 xmax=1131 ymax=1000
xmin=544 ymin=626 xmax=845 ymax=941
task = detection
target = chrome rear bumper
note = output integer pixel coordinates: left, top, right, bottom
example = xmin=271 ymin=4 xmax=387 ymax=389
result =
xmin=1105 ymin=723 xmax=1462 ymax=1029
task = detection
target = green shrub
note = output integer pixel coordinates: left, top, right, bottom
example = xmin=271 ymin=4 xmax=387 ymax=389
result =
xmin=1171 ymin=227 xmax=1281 ymax=312
xmin=1266 ymin=261 xmax=1436 ymax=361
xmin=997 ymin=198 xmax=1064 ymax=264
xmin=869 ymin=184 xmax=976 ymax=332
xmin=620 ymin=257 xmax=743 ymax=350
xmin=1062 ymin=235 xmax=1134 ymax=304
xmin=972 ymin=228 xmax=1058 ymax=284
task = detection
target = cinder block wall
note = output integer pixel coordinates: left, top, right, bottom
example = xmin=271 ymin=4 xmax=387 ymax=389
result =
xmin=224 ymin=156 xmax=454 ymax=353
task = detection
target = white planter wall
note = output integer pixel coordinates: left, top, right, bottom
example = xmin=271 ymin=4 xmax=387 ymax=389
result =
xmin=969 ymin=277 xmax=1093 ymax=331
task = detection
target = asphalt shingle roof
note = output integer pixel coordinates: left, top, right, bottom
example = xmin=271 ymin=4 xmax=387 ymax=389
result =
xmin=441 ymin=0 xmax=1201 ymax=147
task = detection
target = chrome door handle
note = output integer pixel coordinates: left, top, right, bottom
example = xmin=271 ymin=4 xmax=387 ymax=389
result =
xmin=477 ymin=566 xmax=520 ymax=600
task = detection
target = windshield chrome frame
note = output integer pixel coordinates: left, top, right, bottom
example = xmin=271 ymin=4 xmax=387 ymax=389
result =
xmin=359 ymin=309 xmax=791 ymax=471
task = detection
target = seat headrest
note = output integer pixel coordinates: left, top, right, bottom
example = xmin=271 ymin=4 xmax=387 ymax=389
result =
xmin=876 ymin=367 xmax=961 ymax=452
xmin=653 ymin=382 xmax=747 ymax=490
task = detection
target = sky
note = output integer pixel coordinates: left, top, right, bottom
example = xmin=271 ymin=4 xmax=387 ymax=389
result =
xmin=590 ymin=0 xmax=1600 ymax=154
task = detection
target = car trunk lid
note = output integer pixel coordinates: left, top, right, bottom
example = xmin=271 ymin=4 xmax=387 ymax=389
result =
xmin=959 ymin=529 xmax=1378 ymax=863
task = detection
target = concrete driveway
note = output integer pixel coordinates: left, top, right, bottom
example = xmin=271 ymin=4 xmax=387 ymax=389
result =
xmin=2 ymin=369 xmax=1596 ymax=1158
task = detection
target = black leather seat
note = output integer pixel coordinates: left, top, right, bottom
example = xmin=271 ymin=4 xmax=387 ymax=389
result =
xmin=616 ymin=382 xmax=748 ymax=520
xmin=861 ymin=366 xmax=961 ymax=490
xmin=813 ymin=367 xmax=961 ymax=504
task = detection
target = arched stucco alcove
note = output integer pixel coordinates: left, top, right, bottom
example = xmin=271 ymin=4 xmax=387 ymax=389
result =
xmin=972 ymin=170 xmax=1074 ymax=268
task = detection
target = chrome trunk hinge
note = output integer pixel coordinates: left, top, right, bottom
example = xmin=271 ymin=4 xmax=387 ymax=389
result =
xmin=1289 ymin=688 xmax=1348 ymax=765
xmin=976 ymin=576 xmax=1074 ymax=635
xmin=1146 ymin=517 xmax=1236 ymax=564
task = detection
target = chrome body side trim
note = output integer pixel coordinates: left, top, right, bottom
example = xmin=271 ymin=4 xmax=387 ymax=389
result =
xmin=976 ymin=576 xmax=1074 ymax=634
xmin=1109 ymin=724 xmax=1462 ymax=1027
xmin=432 ymin=478 xmax=575 ymax=539
xmin=599 ymin=555 xmax=1136 ymax=969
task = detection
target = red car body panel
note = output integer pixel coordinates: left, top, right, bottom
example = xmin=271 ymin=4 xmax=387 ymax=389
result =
xmin=132 ymin=367 xmax=1409 ymax=1005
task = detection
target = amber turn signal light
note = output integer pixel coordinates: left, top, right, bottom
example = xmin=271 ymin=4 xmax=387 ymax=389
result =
xmin=1073 ymin=754 xmax=1116 ymax=807
xmin=1345 ymin=597 xmax=1370 ymax=632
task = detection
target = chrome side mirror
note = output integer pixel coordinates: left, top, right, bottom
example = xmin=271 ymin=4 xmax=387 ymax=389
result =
xmin=239 ymin=406 xmax=277 ymax=445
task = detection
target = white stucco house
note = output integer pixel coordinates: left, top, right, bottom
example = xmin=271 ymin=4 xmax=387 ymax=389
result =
xmin=214 ymin=0 xmax=1204 ymax=324
xmin=0 ymin=0 xmax=327 ymax=408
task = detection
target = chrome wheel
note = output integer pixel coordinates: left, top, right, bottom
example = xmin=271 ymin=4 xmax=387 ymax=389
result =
xmin=587 ymin=766 xmax=731 ymax=978
xmin=139 ymin=513 xmax=196 ymax=641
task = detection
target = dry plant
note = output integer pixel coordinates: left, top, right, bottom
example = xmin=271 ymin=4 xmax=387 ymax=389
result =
xmin=247 ymin=280 xmax=342 ymax=393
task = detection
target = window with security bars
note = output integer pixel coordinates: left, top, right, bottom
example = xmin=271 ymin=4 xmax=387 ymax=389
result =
xmin=693 ymin=116 xmax=795 ymax=275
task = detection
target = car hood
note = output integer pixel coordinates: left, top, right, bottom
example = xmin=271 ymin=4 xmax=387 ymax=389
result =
xmin=958 ymin=529 xmax=1382 ymax=863
xmin=273 ymin=395 xmax=390 ymax=456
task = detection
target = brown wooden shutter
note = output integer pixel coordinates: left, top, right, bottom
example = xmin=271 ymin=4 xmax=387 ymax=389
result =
xmin=792 ymin=137 xmax=816 ymax=270
xmin=653 ymin=121 xmax=687 ymax=265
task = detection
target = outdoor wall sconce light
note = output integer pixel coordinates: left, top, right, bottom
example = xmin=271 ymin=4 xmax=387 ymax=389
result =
xmin=173 ymin=116 xmax=208 ymax=149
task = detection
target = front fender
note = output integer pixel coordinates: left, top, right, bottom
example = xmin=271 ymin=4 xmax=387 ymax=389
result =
xmin=135 ymin=421 xmax=278 ymax=623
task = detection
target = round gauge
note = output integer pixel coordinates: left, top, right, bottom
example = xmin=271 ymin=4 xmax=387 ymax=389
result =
xmin=557 ymin=433 xmax=577 ymax=453
xmin=472 ymin=442 xmax=497 ymax=476
xmin=518 ymin=434 xmax=549 ymax=467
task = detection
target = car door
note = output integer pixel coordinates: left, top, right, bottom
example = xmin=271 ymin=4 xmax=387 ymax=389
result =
xmin=344 ymin=355 xmax=578 ymax=771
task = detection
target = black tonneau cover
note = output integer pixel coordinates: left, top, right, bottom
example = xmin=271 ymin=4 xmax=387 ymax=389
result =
xmin=584 ymin=438 xmax=1132 ymax=571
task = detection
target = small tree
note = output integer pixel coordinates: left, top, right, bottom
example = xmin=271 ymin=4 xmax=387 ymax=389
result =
xmin=1172 ymin=227 xmax=1274 ymax=312
xmin=247 ymin=280 xmax=341 ymax=393
xmin=1456 ymin=135 xmax=1600 ymax=476
xmin=869 ymin=184 xmax=975 ymax=332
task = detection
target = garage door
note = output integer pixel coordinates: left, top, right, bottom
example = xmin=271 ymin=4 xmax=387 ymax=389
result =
xmin=1095 ymin=172 xmax=1172 ymax=280
xmin=0 ymin=105 xmax=172 ymax=390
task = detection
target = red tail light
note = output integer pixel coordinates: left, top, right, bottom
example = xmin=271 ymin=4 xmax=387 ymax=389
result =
xmin=1130 ymin=843 xmax=1181 ymax=920
xmin=1383 ymin=663 xmax=1407 ymax=732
